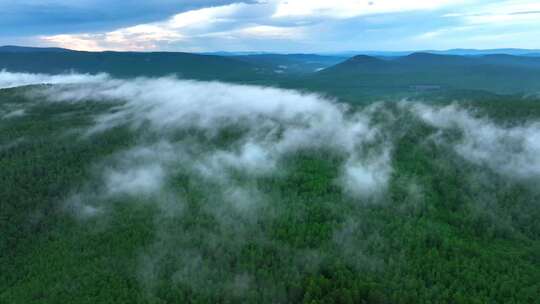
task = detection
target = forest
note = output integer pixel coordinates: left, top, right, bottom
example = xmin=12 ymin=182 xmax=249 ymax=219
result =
xmin=1 ymin=72 xmax=539 ymax=303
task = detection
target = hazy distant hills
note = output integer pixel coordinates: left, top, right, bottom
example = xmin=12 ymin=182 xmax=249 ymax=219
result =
xmin=427 ymin=48 xmax=540 ymax=57
xmin=324 ymin=52 xmax=540 ymax=72
xmin=0 ymin=45 xmax=73 ymax=53
xmin=2 ymin=46 xmax=540 ymax=96
xmin=326 ymin=48 xmax=540 ymax=57
xmin=0 ymin=47 xmax=346 ymax=77
xmin=231 ymin=54 xmax=347 ymax=74
xmin=0 ymin=50 xmax=260 ymax=81
xmin=314 ymin=52 xmax=540 ymax=95
xmin=205 ymin=48 xmax=540 ymax=57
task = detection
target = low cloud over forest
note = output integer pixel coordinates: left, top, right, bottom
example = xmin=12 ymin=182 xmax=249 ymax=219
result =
xmin=2 ymin=71 xmax=539 ymax=302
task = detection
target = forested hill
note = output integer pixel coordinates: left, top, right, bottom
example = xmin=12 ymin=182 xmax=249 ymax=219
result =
xmin=322 ymin=52 xmax=540 ymax=72
xmin=1 ymin=77 xmax=540 ymax=303
xmin=2 ymin=46 xmax=540 ymax=98
xmin=313 ymin=52 xmax=540 ymax=95
xmin=0 ymin=45 xmax=73 ymax=53
xmin=231 ymin=54 xmax=347 ymax=74
xmin=0 ymin=50 xmax=260 ymax=81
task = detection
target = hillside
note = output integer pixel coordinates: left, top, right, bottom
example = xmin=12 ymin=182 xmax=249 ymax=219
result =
xmin=313 ymin=52 xmax=540 ymax=96
xmin=327 ymin=48 xmax=540 ymax=57
xmin=0 ymin=45 xmax=73 ymax=53
xmin=232 ymin=54 xmax=347 ymax=74
xmin=0 ymin=46 xmax=347 ymax=80
xmin=321 ymin=55 xmax=390 ymax=73
xmin=0 ymin=50 xmax=260 ymax=81
xmin=2 ymin=47 xmax=540 ymax=96
xmin=1 ymin=74 xmax=540 ymax=303
xmin=479 ymin=54 xmax=540 ymax=68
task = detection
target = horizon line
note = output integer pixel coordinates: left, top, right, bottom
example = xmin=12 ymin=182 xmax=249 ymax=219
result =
xmin=1 ymin=45 xmax=540 ymax=55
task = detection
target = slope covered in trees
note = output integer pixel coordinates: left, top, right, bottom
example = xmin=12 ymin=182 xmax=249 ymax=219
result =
xmin=2 ymin=48 xmax=540 ymax=98
xmin=313 ymin=53 xmax=540 ymax=96
xmin=1 ymin=74 xmax=539 ymax=303
xmin=0 ymin=51 xmax=259 ymax=80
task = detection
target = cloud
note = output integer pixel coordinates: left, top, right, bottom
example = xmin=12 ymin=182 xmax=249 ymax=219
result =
xmin=39 ymin=2 xmax=302 ymax=51
xmin=272 ymin=0 xmax=464 ymax=19
xmin=341 ymin=147 xmax=392 ymax=200
xmin=8 ymin=71 xmax=540 ymax=198
xmin=106 ymin=163 xmax=166 ymax=196
xmin=2 ymin=0 xmax=540 ymax=52
xmin=7 ymin=70 xmax=540 ymax=299
xmin=2 ymin=109 xmax=26 ymax=119
xmin=235 ymin=25 xmax=304 ymax=39
xmin=459 ymin=1 xmax=540 ymax=25
xmin=415 ymin=26 xmax=474 ymax=40
xmin=0 ymin=69 xmax=108 ymax=89
xmin=64 ymin=194 xmax=104 ymax=219
xmin=417 ymin=1 xmax=540 ymax=47
xmin=411 ymin=103 xmax=540 ymax=180
xmin=33 ymin=0 xmax=472 ymax=52
xmin=2 ymin=71 xmax=395 ymax=205
xmin=41 ymin=34 xmax=108 ymax=52
xmin=39 ymin=3 xmax=245 ymax=51
xmin=197 ymin=141 xmax=277 ymax=179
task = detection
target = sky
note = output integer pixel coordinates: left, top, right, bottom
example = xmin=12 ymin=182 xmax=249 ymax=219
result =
xmin=1 ymin=0 xmax=540 ymax=52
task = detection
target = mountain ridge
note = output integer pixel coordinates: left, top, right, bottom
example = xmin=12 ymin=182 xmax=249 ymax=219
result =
xmin=3 ymin=45 xmax=540 ymax=57
xmin=0 ymin=45 xmax=73 ymax=53
xmin=0 ymin=50 xmax=260 ymax=81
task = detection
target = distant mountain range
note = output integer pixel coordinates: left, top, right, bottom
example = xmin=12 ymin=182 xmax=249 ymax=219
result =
xmin=231 ymin=54 xmax=347 ymax=74
xmin=203 ymin=49 xmax=540 ymax=57
xmin=322 ymin=49 xmax=540 ymax=57
xmin=0 ymin=48 xmax=260 ymax=81
xmin=2 ymin=46 xmax=540 ymax=97
xmin=0 ymin=46 xmax=347 ymax=77
xmin=322 ymin=52 xmax=540 ymax=72
xmin=309 ymin=52 xmax=540 ymax=96
xmin=0 ymin=45 xmax=73 ymax=53
xmin=3 ymin=45 xmax=540 ymax=57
